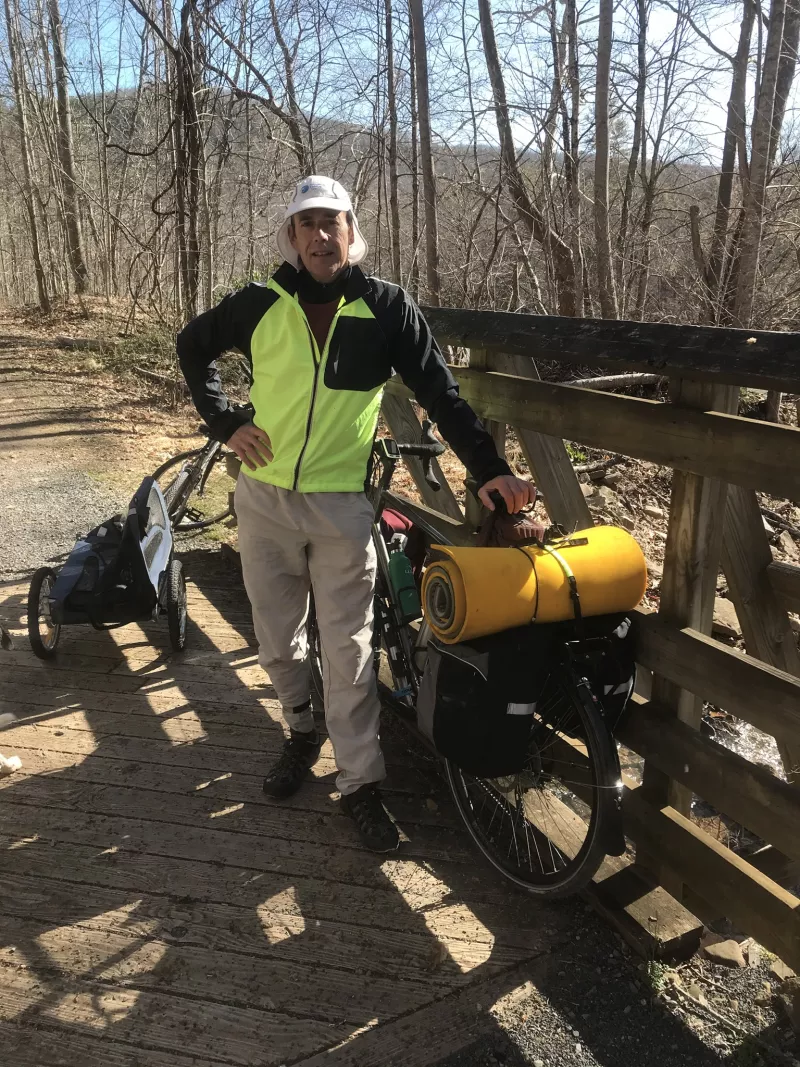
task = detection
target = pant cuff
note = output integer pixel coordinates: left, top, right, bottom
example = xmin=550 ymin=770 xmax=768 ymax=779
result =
xmin=285 ymin=706 xmax=315 ymax=733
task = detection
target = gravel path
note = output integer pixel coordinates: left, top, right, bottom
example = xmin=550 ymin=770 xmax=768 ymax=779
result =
xmin=0 ymin=343 xmax=137 ymax=580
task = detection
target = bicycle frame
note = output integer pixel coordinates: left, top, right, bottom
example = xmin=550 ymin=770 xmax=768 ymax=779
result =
xmin=163 ymin=437 xmax=224 ymax=526
xmin=367 ymin=439 xmax=458 ymax=722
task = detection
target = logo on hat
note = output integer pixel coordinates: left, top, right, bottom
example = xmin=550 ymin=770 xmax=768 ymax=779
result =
xmin=301 ymin=184 xmax=310 ymax=193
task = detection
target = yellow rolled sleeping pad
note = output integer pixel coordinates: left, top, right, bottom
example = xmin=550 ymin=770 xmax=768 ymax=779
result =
xmin=422 ymin=525 xmax=647 ymax=644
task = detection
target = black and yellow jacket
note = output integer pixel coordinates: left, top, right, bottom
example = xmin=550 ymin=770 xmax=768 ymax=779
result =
xmin=177 ymin=263 xmax=511 ymax=493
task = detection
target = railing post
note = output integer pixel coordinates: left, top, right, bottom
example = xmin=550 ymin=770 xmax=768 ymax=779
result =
xmin=638 ymin=380 xmax=738 ymax=889
xmin=464 ymin=348 xmax=505 ymax=530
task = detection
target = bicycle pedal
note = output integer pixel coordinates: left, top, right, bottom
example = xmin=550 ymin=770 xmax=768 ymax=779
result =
xmin=184 ymin=507 xmax=204 ymax=522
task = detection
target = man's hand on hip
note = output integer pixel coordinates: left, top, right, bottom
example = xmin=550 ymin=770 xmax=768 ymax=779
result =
xmin=478 ymin=475 xmax=536 ymax=514
xmin=227 ymin=423 xmax=273 ymax=471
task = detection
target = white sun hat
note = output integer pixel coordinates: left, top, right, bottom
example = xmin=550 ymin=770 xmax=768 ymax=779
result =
xmin=276 ymin=175 xmax=368 ymax=269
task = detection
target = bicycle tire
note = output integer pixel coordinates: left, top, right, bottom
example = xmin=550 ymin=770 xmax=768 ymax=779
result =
xmin=446 ymin=662 xmax=620 ymax=899
xmin=166 ymin=557 xmax=188 ymax=651
xmin=151 ymin=449 xmax=232 ymax=530
xmin=27 ymin=566 xmax=61 ymax=659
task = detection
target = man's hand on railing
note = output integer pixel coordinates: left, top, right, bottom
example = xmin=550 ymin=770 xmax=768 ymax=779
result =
xmin=227 ymin=423 xmax=273 ymax=471
xmin=478 ymin=475 xmax=536 ymax=515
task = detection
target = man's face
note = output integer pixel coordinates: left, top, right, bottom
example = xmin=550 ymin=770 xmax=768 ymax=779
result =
xmin=289 ymin=208 xmax=354 ymax=282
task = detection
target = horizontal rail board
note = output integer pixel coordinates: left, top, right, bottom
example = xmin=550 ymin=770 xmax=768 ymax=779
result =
xmin=623 ymin=788 xmax=800 ymax=971
xmin=423 ymin=306 xmax=800 ymax=393
xmin=632 ymin=612 xmax=800 ymax=739
xmin=767 ymin=560 xmax=800 ymax=611
xmin=386 ymin=373 xmax=800 ymax=500
xmin=618 ymin=699 xmax=800 ymax=862
xmin=447 ymin=370 xmax=800 ymax=500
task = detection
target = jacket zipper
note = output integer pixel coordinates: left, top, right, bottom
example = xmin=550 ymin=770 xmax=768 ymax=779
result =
xmin=292 ymin=320 xmax=321 ymax=491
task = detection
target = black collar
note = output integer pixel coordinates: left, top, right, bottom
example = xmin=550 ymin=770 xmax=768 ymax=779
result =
xmin=273 ymin=262 xmax=370 ymax=305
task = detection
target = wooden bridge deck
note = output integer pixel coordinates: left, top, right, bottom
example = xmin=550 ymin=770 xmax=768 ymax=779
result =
xmin=0 ymin=551 xmax=574 ymax=1067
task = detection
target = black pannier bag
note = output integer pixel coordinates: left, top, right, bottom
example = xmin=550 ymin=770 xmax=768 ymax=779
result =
xmin=417 ymin=614 xmax=636 ymax=778
xmin=417 ymin=625 xmax=556 ymax=778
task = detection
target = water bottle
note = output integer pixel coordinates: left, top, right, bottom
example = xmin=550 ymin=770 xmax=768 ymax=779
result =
xmin=387 ymin=534 xmax=422 ymax=623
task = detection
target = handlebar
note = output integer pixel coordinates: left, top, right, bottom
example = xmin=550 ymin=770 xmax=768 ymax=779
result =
xmin=392 ymin=420 xmax=445 ymax=491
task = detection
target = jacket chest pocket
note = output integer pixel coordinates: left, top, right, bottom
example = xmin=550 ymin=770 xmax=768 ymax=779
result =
xmin=324 ymin=317 xmax=392 ymax=391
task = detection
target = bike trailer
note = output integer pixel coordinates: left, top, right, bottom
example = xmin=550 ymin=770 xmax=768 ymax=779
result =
xmin=50 ymin=476 xmax=173 ymax=628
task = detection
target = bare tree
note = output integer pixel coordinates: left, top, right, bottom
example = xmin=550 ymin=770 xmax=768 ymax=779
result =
xmin=408 ymin=0 xmax=441 ymax=302
xmin=47 ymin=0 xmax=90 ymax=294
xmin=594 ymin=0 xmax=619 ymax=317
xmin=477 ymin=0 xmax=577 ymax=316
xmin=3 ymin=0 xmax=50 ymax=311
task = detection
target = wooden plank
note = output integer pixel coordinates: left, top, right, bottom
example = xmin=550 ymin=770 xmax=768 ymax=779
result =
xmin=490 ymin=352 xmax=592 ymax=532
xmin=390 ymin=369 xmax=800 ymax=501
xmin=0 ymin=772 xmax=471 ymax=865
xmin=0 ymin=800 xmax=533 ymax=907
xmin=0 ymin=954 xmax=348 ymax=1067
xmin=380 ymin=391 xmax=464 ymax=520
xmin=722 ymin=485 xmax=800 ymax=782
xmin=0 ymin=1024 xmax=228 ymax=1067
xmin=422 ymin=305 xmax=800 ymax=394
xmin=0 ymin=718 xmax=424 ymax=789
xmin=2 ymin=744 xmax=451 ymax=826
xmin=623 ymin=787 xmax=800 ymax=972
xmin=588 ymin=855 xmax=702 ymax=962
xmin=0 ymin=871 xmax=535 ymax=987
xmin=619 ymin=698 xmax=800 ymax=862
xmin=632 ymin=611 xmax=800 ymax=739
xmin=0 ymin=910 xmax=451 ymax=1023
xmin=0 ymin=835 xmax=562 ymax=949
xmin=0 ymin=1024 xmax=227 ymax=1067
xmin=767 ymin=560 xmax=800 ymax=611
xmin=642 ymin=380 xmax=737 ymax=822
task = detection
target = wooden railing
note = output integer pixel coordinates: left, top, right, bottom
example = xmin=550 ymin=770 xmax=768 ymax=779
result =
xmin=382 ymin=307 xmax=800 ymax=968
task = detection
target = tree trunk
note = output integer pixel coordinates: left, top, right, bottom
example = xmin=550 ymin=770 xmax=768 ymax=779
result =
xmin=734 ymin=0 xmax=800 ymax=326
xmin=385 ymin=0 xmax=402 ymax=283
xmin=245 ymin=99 xmax=255 ymax=277
xmin=408 ymin=0 xmax=420 ymax=294
xmin=268 ymin=0 xmax=309 ymax=172
xmin=707 ymin=0 xmax=755 ymax=321
xmin=617 ymin=0 xmax=646 ymax=312
xmin=564 ymin=0 xmax=583 ymax=314
xmin=477 ymin=0 xmax=576 ymax=315
xmin=593 ymin=0 xmax=618 ymax=318
xmin=408 ymin=0 xmax=440 ymax=303
xmin=3 ymin=0 xmax=50 ymax=312
xmin=47 ymin=0 xmax=90 ymax=295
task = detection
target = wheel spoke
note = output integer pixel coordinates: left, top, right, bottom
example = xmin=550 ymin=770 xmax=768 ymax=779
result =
xmin=447 ymin=662 xmax=616 ymax=895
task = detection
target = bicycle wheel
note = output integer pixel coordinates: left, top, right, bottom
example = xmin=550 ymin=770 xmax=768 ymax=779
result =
xmin=166 ymin=558 xmax=188 ymax=651
xmin=152 ymin=449 xmax=233 ymax=530
xmin=446 ymin=662 xmax=620 ymax=898
xmin=27 ymin=567 xmax=61 ymax=659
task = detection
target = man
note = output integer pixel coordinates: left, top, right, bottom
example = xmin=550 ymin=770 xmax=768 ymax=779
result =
xmin=177 ymin=175 xmax=534 ymax=853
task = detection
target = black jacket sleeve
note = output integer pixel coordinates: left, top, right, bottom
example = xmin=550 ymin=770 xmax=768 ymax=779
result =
xmin=386 ymin=291 xmax=512 ymax=488
xmin=176 ymin=283 xmax=269 ymax=443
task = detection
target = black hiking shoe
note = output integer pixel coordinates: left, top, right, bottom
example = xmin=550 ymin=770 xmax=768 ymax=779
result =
xmin=340 ymin=784 xmax=399 ymax=853
xmin=262 ymin=729 xmax=321 ymax=799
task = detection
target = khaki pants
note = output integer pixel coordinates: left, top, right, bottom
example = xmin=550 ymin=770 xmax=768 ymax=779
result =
xmin=234 ymin=474 xmax=385 ymax=794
